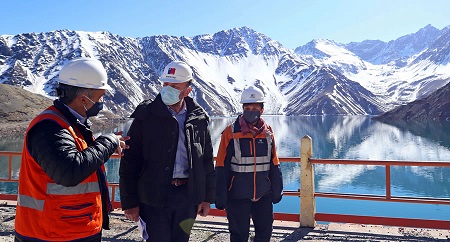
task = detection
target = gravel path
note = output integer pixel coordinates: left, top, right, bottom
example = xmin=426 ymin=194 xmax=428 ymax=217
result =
xmin=1 ymin=202 xmax=450 ymax=241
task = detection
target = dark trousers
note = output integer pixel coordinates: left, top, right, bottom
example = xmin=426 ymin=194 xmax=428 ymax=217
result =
xmin=140 ymin=184 xmax=197 ymax=242
xmin=226 ymin=194 xmax=273 ymax=242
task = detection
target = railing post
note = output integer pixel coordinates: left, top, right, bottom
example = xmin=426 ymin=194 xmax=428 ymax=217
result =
xmin=300 ymin=135 xmax=315 ymax=227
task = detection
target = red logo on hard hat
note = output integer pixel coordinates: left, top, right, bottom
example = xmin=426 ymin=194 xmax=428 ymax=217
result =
xmin=168 ymin=68 xmax=176 ymax=75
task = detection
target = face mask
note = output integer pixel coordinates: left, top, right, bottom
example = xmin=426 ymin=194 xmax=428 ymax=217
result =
xmin=83 ymin=95 xmax=104 ymax=118
xmin=161 ymin=86 xmax=182 ymax=105
xmin=243 ymin=110 xmax=261 ymax=123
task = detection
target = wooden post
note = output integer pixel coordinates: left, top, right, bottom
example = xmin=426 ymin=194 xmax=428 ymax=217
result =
xmin=300 ymin=135 xmax=315 ymax=227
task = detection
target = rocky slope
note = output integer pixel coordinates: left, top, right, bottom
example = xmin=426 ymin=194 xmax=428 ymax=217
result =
xmin=374 ymin=80 xmax=450 ymax=121
xmin=0 ymin=84 xmax=120 ymax=138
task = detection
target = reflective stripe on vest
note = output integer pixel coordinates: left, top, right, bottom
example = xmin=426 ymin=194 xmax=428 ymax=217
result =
xmin=47 ymin=182 xmax=100 ymax=195
xmin=17 ymin=194 xmax=45 ymax=211
xmin=230 ymin=125 xmax=272 ymax=173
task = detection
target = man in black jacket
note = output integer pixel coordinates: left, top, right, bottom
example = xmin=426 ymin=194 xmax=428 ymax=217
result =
xmin=119 ymin=61 xmax=215 ymax=242
xmin=15 ymin=58 xmax=129 ymax=242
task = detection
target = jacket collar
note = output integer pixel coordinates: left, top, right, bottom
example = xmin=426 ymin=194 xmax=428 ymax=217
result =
xmin=53 ymin=99 xmax=94 ymax=144
xmin=133 ymin=94 xmax=210 ymax=123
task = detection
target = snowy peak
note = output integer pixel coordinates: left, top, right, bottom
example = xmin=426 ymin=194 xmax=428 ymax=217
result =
xmin=345 ymin=24 xmax=442 ymax=65
xmin=293 ymin=24 xmax=450 ymax=109
xmin=148 ymin=26 xmax=281 ymax=58
xmin=0 ymin=30 xmax=159 ymax=117
xmin=1 ymin=25 xmax=449 ymax=117
xmin=411 ymin=27 xmax=450 ymax=65
xmin=295 ymin=39 xmax=368 ymax=74
xmin=283 ymin=66 xmax=386 ymax=115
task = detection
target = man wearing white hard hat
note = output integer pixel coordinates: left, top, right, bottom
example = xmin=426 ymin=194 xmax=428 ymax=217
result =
xmin=216 ymin=85 xmax=283 ymax=242
xmin=15 ymin=58 xmax=129 ymax=241
xmin=119 ymin=61 xmax=215 ymax=242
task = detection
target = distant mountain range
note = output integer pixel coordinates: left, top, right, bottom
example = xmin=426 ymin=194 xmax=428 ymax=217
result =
xmin=375 ymin=80 xmax=450 ymax=121
xmin=1 ymin=24 xmax=449 ymax=117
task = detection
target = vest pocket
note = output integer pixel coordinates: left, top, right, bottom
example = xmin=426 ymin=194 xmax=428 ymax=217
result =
xmin=61 ymin=213 xmax=93 ymax=222
xmin=48 ymin=197 xmax=101 ymax=236
xmin=60 ymin=202 xmax=94 ymax=210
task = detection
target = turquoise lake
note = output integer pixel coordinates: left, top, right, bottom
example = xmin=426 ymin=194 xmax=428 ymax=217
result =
xmin=1 ymin=116 xmax=450 ymax=221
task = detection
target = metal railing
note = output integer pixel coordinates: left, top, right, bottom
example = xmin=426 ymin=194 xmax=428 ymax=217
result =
xmin=2 ymin=138 xmax=450 ymax=230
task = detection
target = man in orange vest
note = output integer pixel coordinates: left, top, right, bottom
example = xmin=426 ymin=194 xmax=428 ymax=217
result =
xmin=215 ymin=86 xmax=283 ymax=242
xmin=15 ymin=58 xmax=129 ymax=242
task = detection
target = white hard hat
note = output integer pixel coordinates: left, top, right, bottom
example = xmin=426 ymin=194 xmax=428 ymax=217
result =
xmin=160 ymin=61 xmax=194 ymax=83
xmin=240 ymin=86 xmax=265 ymax=103
xmin=58 ymin=58 xmax=112 ymax=90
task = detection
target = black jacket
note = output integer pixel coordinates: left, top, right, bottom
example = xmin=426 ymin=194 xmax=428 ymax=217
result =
xmin=26 ymin=99 xmax=119 ymax=229
xmin=119 ymin=95 xmax=215 ymax=209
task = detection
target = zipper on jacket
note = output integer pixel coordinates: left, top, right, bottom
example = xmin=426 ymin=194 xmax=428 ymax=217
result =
xmin=185 ymin=123 xmax=193 ymax=169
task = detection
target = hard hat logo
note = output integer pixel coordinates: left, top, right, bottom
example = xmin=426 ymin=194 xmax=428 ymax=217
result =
xmin=168 ymin=68 xmax=176 ymax=75
xmin=241 ymin=86 xmax=265 ymax=104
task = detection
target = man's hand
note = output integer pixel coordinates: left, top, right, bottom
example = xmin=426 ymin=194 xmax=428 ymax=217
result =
xmin=197 ymin=202 xmax=210 ymax=217
xmin=114 ymin=131 xmax=130 ymax=156
xmin=124 ymin=206 xmax=140 ymax=222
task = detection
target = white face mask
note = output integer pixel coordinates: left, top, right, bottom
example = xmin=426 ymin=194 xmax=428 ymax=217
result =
xmin=161 ymin=86 xmax=182 ymax=105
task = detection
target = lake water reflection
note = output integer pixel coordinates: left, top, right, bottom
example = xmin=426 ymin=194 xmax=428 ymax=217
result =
xmin=1 ymin=116 xmax=450 ymax=221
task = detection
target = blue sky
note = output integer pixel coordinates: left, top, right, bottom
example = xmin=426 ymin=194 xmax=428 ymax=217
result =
xmin=1 ymin=0 xmax=449 ymax=49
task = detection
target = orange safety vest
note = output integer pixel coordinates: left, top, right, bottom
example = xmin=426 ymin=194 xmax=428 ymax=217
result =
xmin=15 ymin=106 xmax=104 ymax=241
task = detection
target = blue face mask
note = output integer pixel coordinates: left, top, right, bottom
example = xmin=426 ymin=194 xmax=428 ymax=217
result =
xmin=161 ymin=86 xmax=182 ymax=105
xmin=83 ymin=95 xmax=104 ymax=118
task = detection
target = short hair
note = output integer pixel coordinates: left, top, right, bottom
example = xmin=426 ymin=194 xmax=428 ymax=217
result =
xmin=56 ymin=83 xmax=95 ymax=105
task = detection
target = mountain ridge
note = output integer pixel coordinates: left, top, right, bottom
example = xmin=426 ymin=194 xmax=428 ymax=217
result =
xmin=374 ymin=80 xmax=450 ymax=121
xmin=1 ymin=25 xmax=449 ymax=117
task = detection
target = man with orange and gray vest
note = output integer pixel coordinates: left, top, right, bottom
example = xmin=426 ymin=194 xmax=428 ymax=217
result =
xmin=14 ymin=58 xmax=129 ymax=242
xmin=215 ymin=86 xmax=283 ymax=242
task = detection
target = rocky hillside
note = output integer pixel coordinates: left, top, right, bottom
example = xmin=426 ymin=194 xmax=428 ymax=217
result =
xmin=374 ymin=80 xmax=450 ymax=121
xmin=0 ymin=84 xmax=120 ymax=138
xmin=0 ymin=84 xmax=52 ymax=121
xmin=0 ymin=84 xmax=52 ymax=137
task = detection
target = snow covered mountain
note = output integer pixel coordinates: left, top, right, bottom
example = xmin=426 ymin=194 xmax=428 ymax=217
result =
xmin=0 ymin=25 xmax=449 ymax=117
xmin=375 ymin=80 xmax=450 ymax=121
xmin=346 ymin=24 xmax=443 ymax=65
xmin=0 ymin=30 xmax=159 ymax=117
xmin=294 ymin=25 xmax=450 ymax=108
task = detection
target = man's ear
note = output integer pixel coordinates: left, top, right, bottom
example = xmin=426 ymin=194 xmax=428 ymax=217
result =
xmin=79 ymin=95 xmax=87 ymax=105
xmin=185 ymin=86 xmax=193 ymax=96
